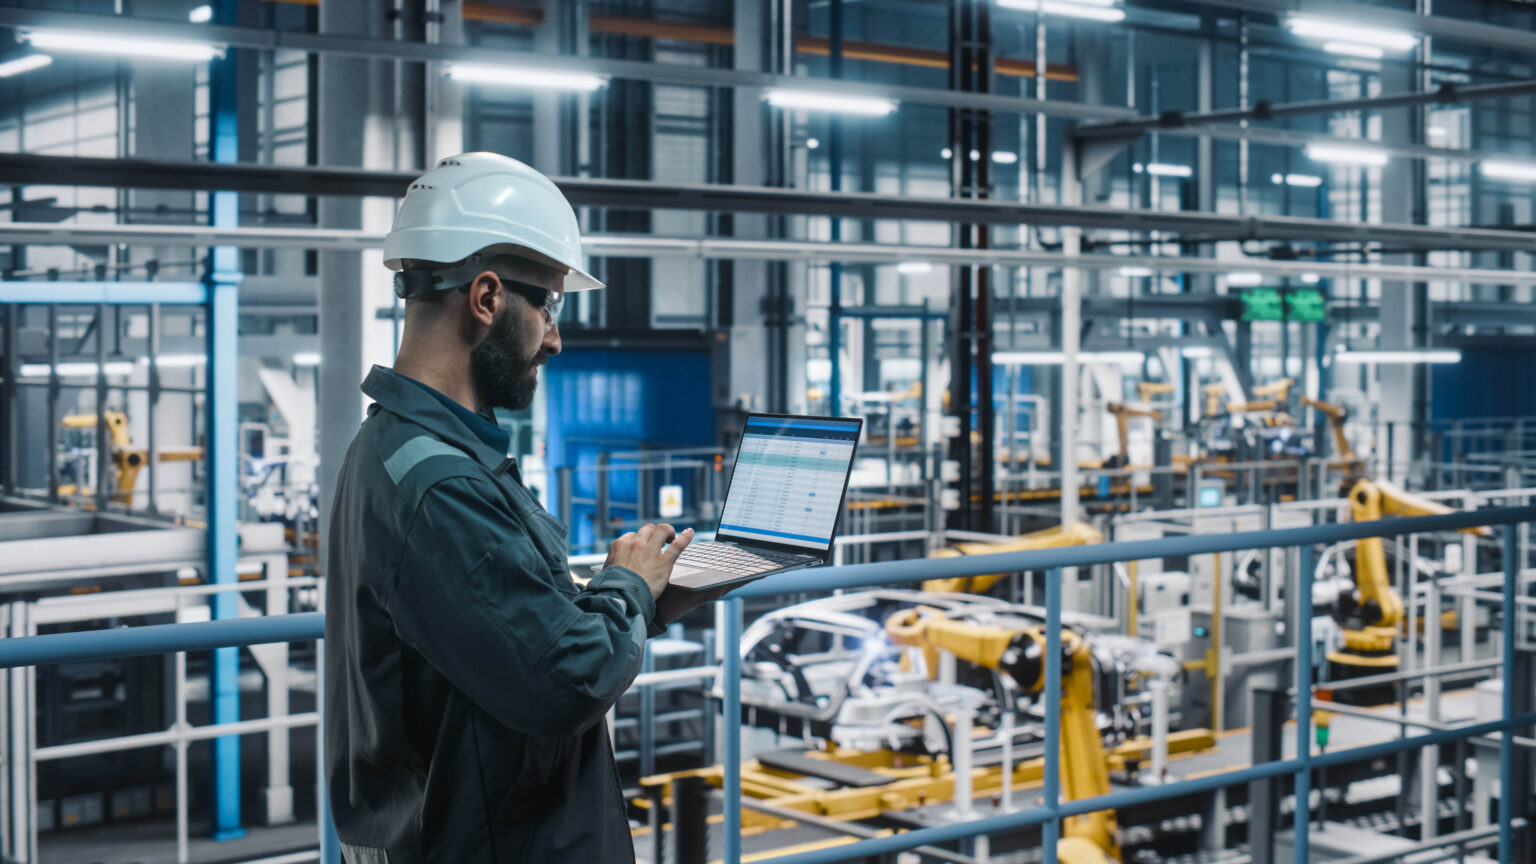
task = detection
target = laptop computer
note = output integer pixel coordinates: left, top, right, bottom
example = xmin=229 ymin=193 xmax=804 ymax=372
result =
xmin=668 ymin=413 xmax=863 ymax=592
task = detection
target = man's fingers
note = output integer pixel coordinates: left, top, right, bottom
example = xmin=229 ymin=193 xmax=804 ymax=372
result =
xmin=652 ymin=523 xmax=678 ymax=546
xmin=664 ymin=527 xmax=696 ymax=563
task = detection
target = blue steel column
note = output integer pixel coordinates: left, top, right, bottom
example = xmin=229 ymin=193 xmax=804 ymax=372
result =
xmin=1499 ymin=524 xmax=1515 ymax=864
xmin=207 ymin=0 xmax=244 ymax=839
xmin=1043 ymin=567 xmax=1062 ymax=861
xmin=1295 ymin=544 xmax=1315 ymax=863
xmin=825 ymin=0 xmax=844 ymax=418
xmin=723 ymin=597 xmax=744 ymax=864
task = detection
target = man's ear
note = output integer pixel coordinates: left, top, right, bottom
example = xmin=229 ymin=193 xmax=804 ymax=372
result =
xmin=465 ymin=270 xmax=502 ymax=327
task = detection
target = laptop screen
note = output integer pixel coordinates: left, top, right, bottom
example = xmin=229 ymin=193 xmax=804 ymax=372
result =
xmin=716 ymin=415 xmax=862 ymax=551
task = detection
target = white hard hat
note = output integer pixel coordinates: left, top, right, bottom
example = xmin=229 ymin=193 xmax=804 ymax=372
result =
xmin=383 ymin=151 xmax=603 ymax=293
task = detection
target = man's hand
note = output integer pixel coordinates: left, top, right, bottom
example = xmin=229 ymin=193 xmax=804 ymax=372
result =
xmin=604 ymin=523 xmax=695 ymax=600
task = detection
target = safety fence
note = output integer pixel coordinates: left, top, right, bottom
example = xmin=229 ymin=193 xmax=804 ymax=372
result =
xmin=0 ymin=507 xmax=1530 ymax=864
xmin=725 ymin=506 xmax=1536 ymax=864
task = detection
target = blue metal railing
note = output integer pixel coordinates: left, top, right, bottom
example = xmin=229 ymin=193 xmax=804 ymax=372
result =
xmin=723 ymin=506 xmax=1536 ymax=864
xmin=0 ymin=508 xmax=1529 ymax=864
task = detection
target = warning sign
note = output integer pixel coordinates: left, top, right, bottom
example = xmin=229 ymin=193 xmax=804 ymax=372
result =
xmin=659 ymin=485 xmax=684 ymax=519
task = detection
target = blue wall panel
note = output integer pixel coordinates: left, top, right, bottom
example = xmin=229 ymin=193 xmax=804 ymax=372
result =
xmin=1430 ymin=348 xmax=1536 ymax=421
xmin=545 ymin=349 xmax=716 ymax=551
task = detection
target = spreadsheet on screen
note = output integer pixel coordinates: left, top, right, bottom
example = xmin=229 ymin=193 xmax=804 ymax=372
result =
xmin=717 ymin=417 xmax=860 ymax=549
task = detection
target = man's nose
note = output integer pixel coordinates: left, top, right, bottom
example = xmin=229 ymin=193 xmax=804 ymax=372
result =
xmin=543 ymin=320 xmax=562 ymax=357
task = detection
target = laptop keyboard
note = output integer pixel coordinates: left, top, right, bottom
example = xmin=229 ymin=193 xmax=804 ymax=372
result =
xmin=677 ymin=542 xmax=811 ymax=576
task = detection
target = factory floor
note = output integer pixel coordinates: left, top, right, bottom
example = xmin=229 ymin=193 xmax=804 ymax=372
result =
xmin=38 ymin=819 xmax=319 ymax=864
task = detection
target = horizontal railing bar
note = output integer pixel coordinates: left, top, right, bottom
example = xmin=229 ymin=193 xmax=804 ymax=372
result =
xmin=0 ymin=508 xmax=1527 ymax=671
xmin=0 ymin=611 xmax=324 ymax=670
xmin=37 ymin=713 xmax=318 ymax=761
xmin=1314 ymin=657 xmax=1504 ymax=692
xmin=1331 ymin=822 xmax=1515 ymax=864
xmin=736 ymin=506 xmax=1534 ymax=598
xmin=757 ymin=711 xmax=1536 ymax=864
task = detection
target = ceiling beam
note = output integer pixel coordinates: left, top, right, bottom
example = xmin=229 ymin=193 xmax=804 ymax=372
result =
xmin=0 ymin=222 xmax=1532 ymax=286
xmin=1 ymin=153 xmax=1533 ymax=252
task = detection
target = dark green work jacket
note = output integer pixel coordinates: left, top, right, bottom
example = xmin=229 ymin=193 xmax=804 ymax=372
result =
xmin=325 ymin=367 xmax=655 ymax=863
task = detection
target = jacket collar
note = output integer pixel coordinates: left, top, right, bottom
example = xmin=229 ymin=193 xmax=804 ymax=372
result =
xmin=361 ymin=366 xmax=510 ymax=473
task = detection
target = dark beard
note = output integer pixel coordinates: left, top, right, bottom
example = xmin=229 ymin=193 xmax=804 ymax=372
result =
xmin=470 ymin=309 xmax=542 ymax=411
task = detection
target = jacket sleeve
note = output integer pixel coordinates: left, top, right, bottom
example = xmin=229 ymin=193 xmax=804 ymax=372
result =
xmin=386 ymin=473 xmax=656 ymax=737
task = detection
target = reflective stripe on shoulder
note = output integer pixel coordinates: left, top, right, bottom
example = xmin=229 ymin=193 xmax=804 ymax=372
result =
xmin=383 ymin=435 xmax=466 ymax=485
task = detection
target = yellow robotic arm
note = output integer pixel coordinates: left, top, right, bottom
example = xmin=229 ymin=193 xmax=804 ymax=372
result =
xmin=1336 ymin=478 xmax=1488 ymax=658
xmin=885 ymin=608 xmax=1120 ymax=862
xmin=1103 ymin=402 xmax=1161 ymax=469
xmin=923 ymin=522 xmax=1103 ymax=595
xmin=1300 ymin=396 xmax=1357 ymax=464
xmin=59 ymin=411 xmax=203 ymax=506
xmin=1136 ymin=382 xmax=1175 ymax=404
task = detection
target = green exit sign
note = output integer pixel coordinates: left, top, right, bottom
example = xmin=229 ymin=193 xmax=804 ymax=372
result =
xmin=1240 ymin=287 xmax=1325 ymax=322
xmin=1240 ymin=288 xmax=1284 ymax=321
xmin=1285 ymin=288 xmax=1326 ymax=322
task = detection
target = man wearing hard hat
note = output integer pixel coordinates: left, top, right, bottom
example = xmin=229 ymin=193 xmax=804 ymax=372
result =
xmin=324 ymin=152 xmax=693 ymax=862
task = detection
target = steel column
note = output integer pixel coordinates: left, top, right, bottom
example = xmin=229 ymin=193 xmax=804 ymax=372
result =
xmin=1501 ymin=524 xmax=1517 ymax=863
xmin=207 ymin=0 xmax=244 ymax=836
xmin=1296 ymin=543 xmax=1315 ymax=860
xmin=1043 ymin=567 xmax=1063 ymax=861
xmin=723 ymin=596 xmax=743 ymax=864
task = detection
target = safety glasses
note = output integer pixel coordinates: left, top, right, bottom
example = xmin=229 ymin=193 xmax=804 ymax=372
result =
xmin=499 ymin=277 xmax=565 ymax=332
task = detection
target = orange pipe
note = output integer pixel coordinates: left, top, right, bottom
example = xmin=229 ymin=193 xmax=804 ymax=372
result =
xmin=258 ymin=1 xmax=1077 ymax=81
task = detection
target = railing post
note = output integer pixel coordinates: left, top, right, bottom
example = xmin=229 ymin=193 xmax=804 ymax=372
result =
xmin=1044 ymin=567 xmax=1062 ymax=862
xmin=723 ymin=597 xmax=743 ymax=864
xmin=1500 ymin=523 xmax=1516 ymax=864
xmin=1295 ymin=543 xmax=1315 ymax=864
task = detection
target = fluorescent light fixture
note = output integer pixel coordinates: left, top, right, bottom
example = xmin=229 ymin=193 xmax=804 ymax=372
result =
xmin=151 ymin=354 xmax=206 ymax=368
xmin=992 ymin=350 xmax=1144 ymax=366
xmin=1118 ymin=266 xmax=1155 ymax=277
xmin=1180 ymin=346 xmax=1215 ymax=358
xmin=19 ymin=361 xmax=134 ymax=377
xmin=1306 ymin=143 xmax=1389 ymax=166
xmin=21 ymin=30 xmax=225 ymax=61
xmin=1003 ymin=0 xmax=1127 ymax=21
xmin=992 ymin=151 xmax=1019 ymax=164
xmin=1145 ymin=162 xmax=1193 ymax=178
xmin=1334 ymin=349 xmax=1461 ymax=364
xmin=1271 ymin=172 xmax=1323 ymax=186
xmin=941 ymin=147 xmax=954 ymax=159
xmin=805 ymin=137 xmax=819 ymax=150
xmin=446 ymin=64 xmax=606 ymax=92
xmin=765 ymin=89 xmax=896 ymax=116
xmin=0 ymin=54 xmax=52 ymax=78
xmin=1287 ymin=17 xmax=1419 ymax=51
xmin=188 ymin=4 xmax=213 ymax=23
xmin=969 ymin=149 xmax=981 ymax=162
xmin=896 ymin=262 xmax=933 ymax=275
xmin=1481 ymin=160 xmax=1536 ymax=183
xmin=1322 ymin=41 xmax=1384 ymax=59
xmin=1132 ymin=162 xmax=1144 ymax=174
xmin=1039 ymin=1 xmax=1126 ymax=21
xmin=293 ymin=352 xmax=321 ymax=367
xmin=1226 ymin=272 xmax=1264 ymax=287
xmin=1300 ymin=272 xmax=1321 ymax=284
